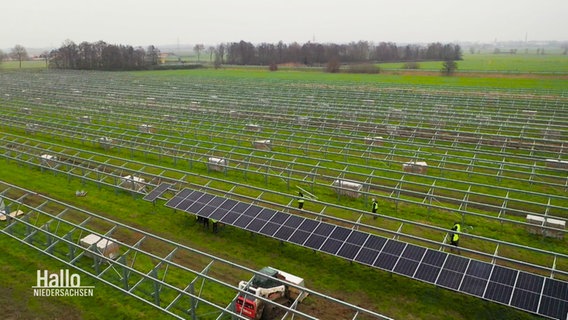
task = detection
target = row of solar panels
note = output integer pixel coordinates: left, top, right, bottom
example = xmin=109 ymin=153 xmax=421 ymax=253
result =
xmin=159 ymin=187 xmax=568 ymax=319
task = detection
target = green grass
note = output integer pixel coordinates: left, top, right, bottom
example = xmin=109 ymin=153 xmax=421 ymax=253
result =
xmin=0 ymin=159 xmax=543 ymax=320
xmin=1 ymin=63 xmax=562 ymax=319
xmin=134 ymin=67 xmax=568 ymax=91
xmin=0 ymin=60 xmax=47 ymax=69
xmin=378 ymin=53 xmax=568 ymax=73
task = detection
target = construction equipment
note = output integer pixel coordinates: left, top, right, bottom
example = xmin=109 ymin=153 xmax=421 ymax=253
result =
xmin=235 ymin=267 xmax=307 ymax=320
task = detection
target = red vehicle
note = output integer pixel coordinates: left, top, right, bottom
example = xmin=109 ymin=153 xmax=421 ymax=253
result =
xmin=235 ymin=267 xmax=307 ymax=320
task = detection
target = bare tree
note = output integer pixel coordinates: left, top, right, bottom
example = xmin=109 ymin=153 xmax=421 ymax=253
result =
xmin=193 ymin=44 xmax=204 ymax=62
xmin=207 ymin=46 xmax=215 ymax=62
xmin=10 ymin=44 xmax=29 ymax=68
xmin=216 ymin=43 xmax=225 ymax=64
xmin=0 ymin=49 xmax=5 ymax=65
xmin=146 ymin=45 xmax=160 ymax=66
xmin=39 ymin=51 xmax=50 ymax=68
xmin=325 ymin=57 xmax=341 ymax=73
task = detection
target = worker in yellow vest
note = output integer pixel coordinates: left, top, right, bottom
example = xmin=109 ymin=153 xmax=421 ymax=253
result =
xmin=450 ymin=222 xmax=461 ymax=254
xmin=371 ymin=198 xmax=379 ymax=219
xmin=297 ymin=191 xmax=305 ymax=210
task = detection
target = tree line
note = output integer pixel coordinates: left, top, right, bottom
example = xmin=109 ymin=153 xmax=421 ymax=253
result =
xmin=47 ymin=40 xmax=161 ymax=70
xmin=219 ymin=41 xmax=462 ymax=66
xmin=2 ymin=40 xmax=461 ymax=70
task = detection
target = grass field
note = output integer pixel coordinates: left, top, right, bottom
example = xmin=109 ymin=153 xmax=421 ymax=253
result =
xmin=2 ymin=54 xmax=567 ymax=319
xmin=377 ymin=53 xmax=568 ymax=74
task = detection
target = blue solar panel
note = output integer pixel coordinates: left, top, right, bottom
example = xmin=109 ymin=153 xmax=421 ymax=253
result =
xmin=355 ymin=236 xmax=386 ymax=266
xmin=245 ymin=216 xmax=268 ymax=232
xmin=374 ymin=252 xmax=399 ymax=271
xmin=242 ymin=205 xmax=262 ymax=217
xmin=288 ymin=229 xmax=310 ymax=245
xmin=345 ymin=230 xmax=369 ymax=246
xmin=187 ymin=191 xmax=206 ymax=203
xmin=516 ymin=272 xmax=545 ymax=293
xmin=143 ymin=182 xmax=172 ymax=201
xmin=484 ymin=282 xmax=514 ymax=305
xmin=460 ymin=275 xmax=489 ymax=297
xmin=374 ymin=240 xmax=406 ymax=271
xmin=539 ymin=279 xmax=568 ymax=320
xmin=329 ymin=227 xmax=350 ymax=241
xmin=313 ymin=223 xmax=335 ymax=236
xmin=273 ymin=226 xmax=296 ymax=241
xmin=259 ymin=222 xmax=280 ymax=237
xmin=220 ymin=210 xmax=240 ymax=225
xmin=256 ymin=208 xmax=277 ymax=221
xmin=320 ymin=238 xmax=343 ymax=255
xmin=283 ymin=215 xmax=304 ymax=229
xmin=393 ymin=244 xmax=425 ymax=277
xmin=543 ymin=278 xmax=568 ymax=300
xmin=337 ymin=242 xmax=361 ymax=260
xmin=297 ymin=219 xmax=320 ymax=232
xmin=511 ymin=289 xmax=540 ymax=313
xmin=401 ymin=244 xmax=426 ymax=261
xmin=220 ymin=199 xmax=238 ymax=210
xmin=490 ymin=265 xmax=518 ymax=286
xmin=393 ymin=257 xmax=420 ymax=277
xmin=164 ymin=189 xmax=192 ymax=208
xmin=233 ymin=214 xmax=254 ymax=228
xmin=165 ymin=188 xmax=568 ymax=319
xmin=414 ymin=264 xmax=442 ymax=283
xmin=196 ymin=204 xmax=216 ymax=217
xmin=269 ymin=212 xmax=289 ymax=224
xmin=363 ymin=235 xmax=387 ymax=250
xmin=421 ymin=249 xmax=446 ymax=267
xmin=231 ymin=202 xmax=251 ymax=214
xmin=209 ymin=207 xmax=229 ymax=220
xmin=304 ymin=233 xmax=327 ymax=251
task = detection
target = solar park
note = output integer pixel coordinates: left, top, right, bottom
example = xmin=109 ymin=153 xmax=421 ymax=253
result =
xmin=1 ymin=69 xmax=567 ymax=319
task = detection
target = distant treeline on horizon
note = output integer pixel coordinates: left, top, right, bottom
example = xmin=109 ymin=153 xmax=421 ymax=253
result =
xmin=47 ymin=39 xmax=462 ymax=71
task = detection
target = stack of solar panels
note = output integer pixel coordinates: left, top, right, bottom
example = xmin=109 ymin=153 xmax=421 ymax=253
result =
xmin=165 ymin=188 xmax=568 ymax=319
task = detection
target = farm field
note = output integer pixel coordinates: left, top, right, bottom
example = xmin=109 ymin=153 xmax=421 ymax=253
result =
xmin=377 ymin=53 xmax=568 ymax=74
xmin=1 ymin=62 xmax=567 ymax=320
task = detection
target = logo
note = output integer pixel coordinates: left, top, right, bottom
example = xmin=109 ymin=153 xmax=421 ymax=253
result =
xmin=33 ymin=269 xmax=94 ymax=297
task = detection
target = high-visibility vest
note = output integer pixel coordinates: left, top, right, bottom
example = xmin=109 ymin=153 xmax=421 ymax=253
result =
xmin=297 ymin=197 xmax=305 ymax=203
xmin=452 ymin=223 xmax=461 ymax=241
xmin=211 ymin=219 xmax=218 ymax=223
xmin=372 ymin=201 xmax=379 ymax=211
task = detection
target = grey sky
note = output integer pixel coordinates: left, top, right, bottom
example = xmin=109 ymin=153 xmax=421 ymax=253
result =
xmin=2 ymin=0 xmax=567 ymax=50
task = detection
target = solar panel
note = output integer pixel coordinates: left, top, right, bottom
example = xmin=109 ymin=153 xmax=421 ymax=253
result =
xmin=143 ymin=182 xmax=172 ymax=202
xmin=393 ymin=244 xmax=426 ymax=277
xmin=337 ymin=242 xmax=362 ymax=260
xmin=374 ymin=240 xmax=406 ymax=271
xmin=273 ymin=225 xmax=296 ymax=241
xmin=484 ymin=281 xmax=514 ymax=304
xmin=539 ymin=279 xmax=568 ymax=319
xmin=320 ymin=238 xmax=343 ymax=255
xmin=220 ymin=209 xmax=240 ymax=225
xmin=245 ymin=211 xmax=271 ymax=232
xmin=259 ymin=221 xmax=280 ymax=237
xmin=233 ymin=214 xmax=255 ymax=228
xmin=165 ymin=188 xmax=568 ymax=319
xmin=355 ymin=236 xmax=386 ymax=266
xmin=164 ymin=188 xmax=192 ymax=208
xmin=304 ymin=232 xmax=327 ymax=250
xmin=436 ymin=255 xmax=469 ymax=290
xmin=288 ymin=229 xmax=310 ymax=245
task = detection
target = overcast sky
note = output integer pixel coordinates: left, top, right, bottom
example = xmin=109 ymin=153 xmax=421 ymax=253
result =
xmin=1 ymin=0 xmax=566 ymax=50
